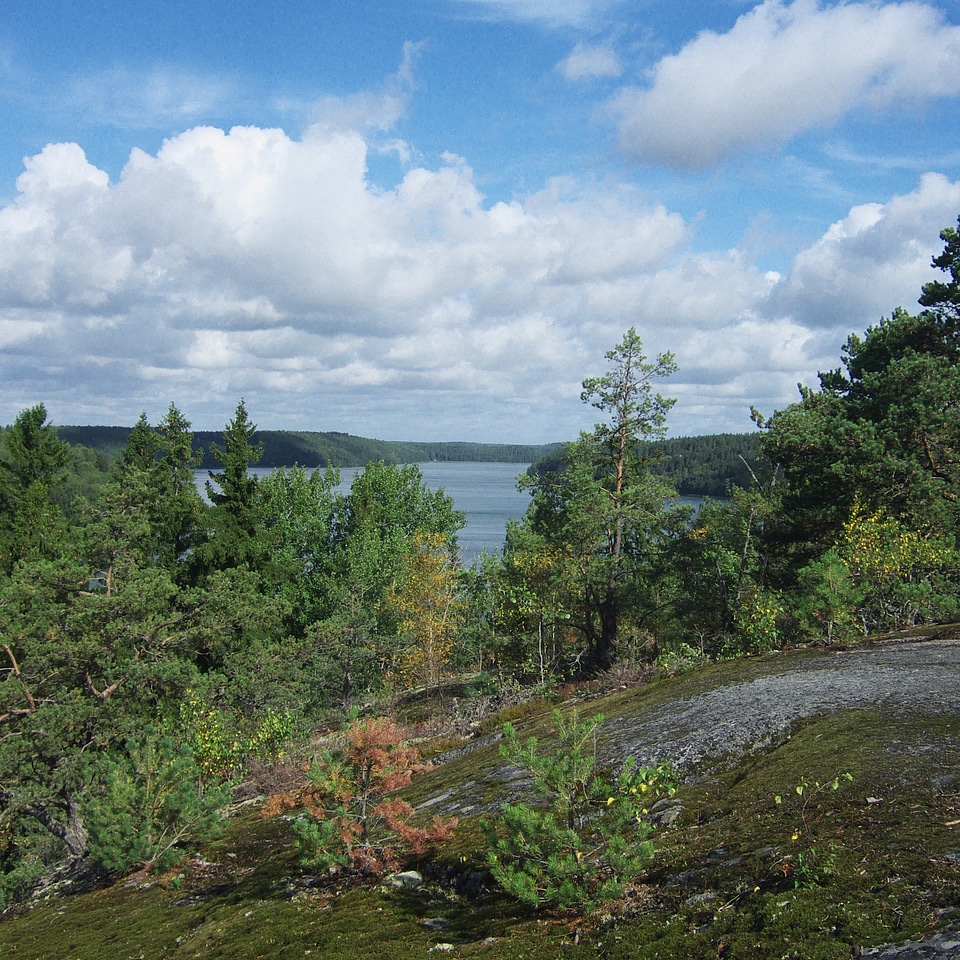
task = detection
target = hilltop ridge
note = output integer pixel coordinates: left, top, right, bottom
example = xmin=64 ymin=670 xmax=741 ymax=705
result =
xmin=54 ymin=425 xmax=761 ymax=496
xmin=54 ymin=424 xmax=562 ymax=470
xmin=3 ymin=635 xmax=960 ymax=959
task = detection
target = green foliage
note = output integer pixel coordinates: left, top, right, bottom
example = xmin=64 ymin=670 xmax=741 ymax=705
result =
xmin=206 ymin=399 xmax=264 ymax=508
xmin=388 ymin=531 xmax=465 ymax=688
xmin=919 ymin=216 xmax=960 ymax=320
xmin=85 ymin=728 xmax=229 ymax=873
xmin=0 ymin=850 xmax=47 ymax=912
xmin=759 ymin=306 xmax=960 ymax=588
xmin=495 ymin=519 xmax=578 ymax=683
xmin=455 ymin=551 xmax=505 ymax=676
xmin=50 ymin=442 xmax=111 ymax=520
xmin=518 ymin=329 xmax=681 ymax=672
xmin=529 ymin=433 xmax=762 ymax=498
xmin=775 ymin=772 xmax=854 ymax=888
xmin=0 ymin=404 xmax=70 ymax=573
xmin=500 ymin=710 xmax=605 ymax=832
xmin=183 ymin=566 xmax=287 ymax=705
xmin=0 ymin=542 xmax=202 ymax=869
xmin=0 ymin=404 xmax=70 ymax=490
xmin=179 ymin=695 xmax=294 ymax=783
xmin=655 ymin=641 xmax=708 ymax=676
xmin=194 ymin=399 xmax=266 ymax=575
xmin=753 ymin=219 xmax=960 ymax=642
xmin=792 ymin=549 xmax=864 ymax=643
xmin=836 ymin=499 xmax=958 ymax=631
xmin=724 ymin=587 xmax=784 ymax=656
xmin=485 ymin=709 xmax=677 ymax=911
xmin=88 ymin=406 xmax=204 ymax=580
xmin=256 ymin=464 xmax=340 ymax=634
xmin=669 ymin=484 xmax=778 ymax=656
xmin=314 ymin=461 xmax=465 ymax=701
xmin=786 ymin=497 xmax=959 ymax=644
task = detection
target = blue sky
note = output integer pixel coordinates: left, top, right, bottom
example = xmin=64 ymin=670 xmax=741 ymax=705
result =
xmin=2 ymin=0 xmax=960 ymax=443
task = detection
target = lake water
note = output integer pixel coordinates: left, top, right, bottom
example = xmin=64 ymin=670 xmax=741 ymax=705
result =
xmin=197 ymin=462 xmax=534 ymax=562
xmin=197 ymin=463 xmax=706 ymax=564
xmin=336 ymin=462 xmax=533 ymax=561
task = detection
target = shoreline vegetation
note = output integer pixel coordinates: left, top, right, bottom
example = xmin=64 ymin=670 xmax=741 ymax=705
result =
xmin=55 ymin=425 xmax=563 ymax=470
xmin=54 ymin=425 xmax=762 ymax=497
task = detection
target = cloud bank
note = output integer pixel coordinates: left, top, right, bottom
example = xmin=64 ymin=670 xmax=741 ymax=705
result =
xmin=0 ymin=126 xmax=685 ymax=436
xmin=1 ymin=115 xmax=956 ymax=440
xmin=609 ymin=0 xmax=960 ymax=170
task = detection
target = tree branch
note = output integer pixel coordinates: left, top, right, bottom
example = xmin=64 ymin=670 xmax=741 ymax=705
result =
xmin=922 ymin=436 xmax=959 ymax=501
xmin=4 ymin=643 xmax=37 ymax=714
xmin=85 ymin=672 xmax=120 ymax=700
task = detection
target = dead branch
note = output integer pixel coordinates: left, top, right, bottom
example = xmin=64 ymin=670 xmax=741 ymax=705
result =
xmin=4 ymin=643 xmax=37 ymax=714
xmin=85 ymin=672 xmax=120 ymax=700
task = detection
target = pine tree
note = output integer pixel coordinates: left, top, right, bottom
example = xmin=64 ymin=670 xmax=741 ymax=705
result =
xmin=519 ymin=329 xmax=681 ymax=671
xmin=194 ymin=399 xmax=266 ymax=575
xmin=0 ymin=405 xmax=70 ymax=573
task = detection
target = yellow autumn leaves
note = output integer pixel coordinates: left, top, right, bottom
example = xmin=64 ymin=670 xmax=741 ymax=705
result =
xmin=387 ymin=531 xmax=465 ymax=689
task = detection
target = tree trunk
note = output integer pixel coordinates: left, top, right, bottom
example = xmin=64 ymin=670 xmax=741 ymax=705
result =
xmin=594 ymin=588 xmax=618 ymax=672
xmin=24 ymin=790 xmax=90 ymax=859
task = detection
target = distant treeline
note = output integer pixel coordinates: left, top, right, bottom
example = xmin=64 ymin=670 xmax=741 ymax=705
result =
xmin=54 ymin=425 xmax=563 ymax=470
xmin=531 ymin=432 xmax=763 ymax=497
xmin=653 ymin=432 xmax=764 ymax=496
xmin=54 ymin=425 xmax=761 ymax=495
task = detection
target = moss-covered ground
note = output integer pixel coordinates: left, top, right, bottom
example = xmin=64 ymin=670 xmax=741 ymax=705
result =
xmin=4 ymin=647 xmax=960 ymax=959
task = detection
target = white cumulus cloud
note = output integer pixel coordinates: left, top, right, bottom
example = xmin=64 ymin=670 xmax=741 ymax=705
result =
xmin=1 ymin=112 xmax=957 ymax=440
xmin=609 ymin=0 xmax=960 ymax=170
xmin=0 ymin=124 xmax=698 ymax=438
xmin=765 ymin=172 xmax=960 ymax=329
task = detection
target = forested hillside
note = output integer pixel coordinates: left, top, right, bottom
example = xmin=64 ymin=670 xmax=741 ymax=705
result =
xmin=530 ymin=431 xmax=762 ymax=496
xmin=55 ymin=424 xmax=759 ymax=494
xmin=654 ymin=432 xmax=763 ymax=494
xmin=54 ymin=425 xmax=561 ymax=470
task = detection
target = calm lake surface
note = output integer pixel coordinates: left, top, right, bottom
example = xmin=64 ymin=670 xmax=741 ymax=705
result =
xmin=337 ymin=461 xmax=533 ymax=561
xmin=198 ymin=462 xmax=534 ymax=562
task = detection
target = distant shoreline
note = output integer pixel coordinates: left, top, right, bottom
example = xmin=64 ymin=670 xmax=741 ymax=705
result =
xmin=55 ymin=424 xmax=562 ymax=470
xmin=56 ymin=425 xmax=763 ymax=498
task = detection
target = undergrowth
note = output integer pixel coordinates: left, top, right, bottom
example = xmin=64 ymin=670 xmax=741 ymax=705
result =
xmin=3 ymin=649 xmax=960 ymax=959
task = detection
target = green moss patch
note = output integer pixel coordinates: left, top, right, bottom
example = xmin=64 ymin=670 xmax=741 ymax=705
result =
xmin=4 ymin=654 xmax=960 ymax=959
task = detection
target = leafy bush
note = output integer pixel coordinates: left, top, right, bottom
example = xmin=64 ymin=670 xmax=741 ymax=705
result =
xmin=656 ymin=641 xmax=707 ymax=677
xmin=485 ymin=709 xmax=677 ymax=911
xmin=180 ymin=695 xmax=295 ymax=783
xmin=85 ymin=728 xmax=230 ymax=873
xmin=725 ymin=587 xmax=783 ymax=656
xmin=775 ymin=772 xmax=854 ymax=888
xmin=837 ymin=501 xmax=958 ymax=631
